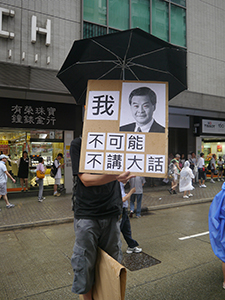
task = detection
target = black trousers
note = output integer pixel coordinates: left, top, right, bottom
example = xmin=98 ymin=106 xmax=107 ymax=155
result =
xmin=120 ymin=208 xmax=139 ymax=248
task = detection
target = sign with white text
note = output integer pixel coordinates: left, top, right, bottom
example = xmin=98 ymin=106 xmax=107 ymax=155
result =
xmin=202 ymin=119 xmax=225 ymax=134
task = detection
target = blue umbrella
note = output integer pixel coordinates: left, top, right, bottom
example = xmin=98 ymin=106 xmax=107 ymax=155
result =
xmin=209 ymin=182 xmax=225 ymax=262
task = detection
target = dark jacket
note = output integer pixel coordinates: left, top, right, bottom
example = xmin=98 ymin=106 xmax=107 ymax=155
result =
xmin=119 ymin=120 xmax=165 ymax=133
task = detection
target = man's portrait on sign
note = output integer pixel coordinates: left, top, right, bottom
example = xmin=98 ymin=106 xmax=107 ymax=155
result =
xmin=119 ymin=82 xmax=166 ymax=133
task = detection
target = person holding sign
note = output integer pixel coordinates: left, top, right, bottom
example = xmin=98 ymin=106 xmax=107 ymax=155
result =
xmin=70 ymin=137 xmax=135 ymax=300
xmin=119 ymin=86 xmax=165 ymax=133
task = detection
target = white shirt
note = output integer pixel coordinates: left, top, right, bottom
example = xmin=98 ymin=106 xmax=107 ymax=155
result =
xmin=0 ymin=161 xmax=7 ymax=183
xmin=198 ymin=157 xmax=205 ymax=168
xmin=134 ymin=119 xmax=154 ymax=132
xmin=210 ymin=157 xmax=216 ymax=170
xmin=129 ymin=177 xmax=146 ymax=194
xmin=119 ymin=182 xmax=128 ymax=208
xmin=218 ymin=159 xmax=224 ymax=167
xmin=54 ymin=159 xmax=61 ymax=179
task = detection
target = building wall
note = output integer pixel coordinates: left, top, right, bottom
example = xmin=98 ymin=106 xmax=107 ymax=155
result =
xmin=0 ymin=0 xmax=81 ymax=70
xmin=187 ymin=0 xmax=225 ymax=98
xmin=170 ymin=0 xmax=225 ymax=113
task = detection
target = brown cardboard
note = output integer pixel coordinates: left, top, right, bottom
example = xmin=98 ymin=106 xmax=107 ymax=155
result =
xmin=80 ymin=80 xmax=168 ymax=177
xmin=79 ymin=248 xmax=127 ymax=300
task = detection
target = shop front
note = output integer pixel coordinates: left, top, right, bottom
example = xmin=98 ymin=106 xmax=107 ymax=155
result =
xmin=0 ymin=98 xmax=82 ymax=193
xmin=195 ymin=118 xmax=225 ymax=177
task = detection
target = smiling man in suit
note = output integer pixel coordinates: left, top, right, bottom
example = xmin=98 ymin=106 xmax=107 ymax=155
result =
xmin=119 ymin=86 xmax=165 ymax=133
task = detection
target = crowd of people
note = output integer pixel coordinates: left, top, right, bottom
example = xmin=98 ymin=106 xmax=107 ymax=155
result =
xmin=167 ymin=152 xmax=225 ymax=199
xmin=0 ymin=151 xmax=65 ymax=206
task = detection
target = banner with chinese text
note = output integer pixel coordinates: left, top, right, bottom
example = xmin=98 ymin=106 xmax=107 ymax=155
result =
xmin=79 ymin=80 xmax=168 ymax=177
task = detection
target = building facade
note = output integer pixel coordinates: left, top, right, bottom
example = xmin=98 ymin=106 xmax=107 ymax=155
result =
xmin=0 ymin=0 xmax=225 ymax=191
xmin=0 ymin=0 xmax=82 ymax=193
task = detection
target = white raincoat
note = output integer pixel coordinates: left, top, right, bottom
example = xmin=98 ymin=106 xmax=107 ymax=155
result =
xmin=179 ymin=161 xmax=195 ymax=192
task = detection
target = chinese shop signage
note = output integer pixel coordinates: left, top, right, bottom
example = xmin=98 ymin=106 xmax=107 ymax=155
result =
xmin=0 ymin=98 xmax=81 ymax=130
xmin=79 ymin=80 xmax=168 ymax=178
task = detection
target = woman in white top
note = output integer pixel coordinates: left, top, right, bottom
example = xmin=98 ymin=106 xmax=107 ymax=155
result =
xmin=197 ymin=152 xmax=206 ymax=188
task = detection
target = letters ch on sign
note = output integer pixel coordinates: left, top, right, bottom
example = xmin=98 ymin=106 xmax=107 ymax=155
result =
xmin=0 ymin=7 xmax=51 ymax=46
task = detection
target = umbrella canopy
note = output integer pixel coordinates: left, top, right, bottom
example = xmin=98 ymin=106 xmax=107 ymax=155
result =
xmin=57 ymin=28 xmax=187 ymax=105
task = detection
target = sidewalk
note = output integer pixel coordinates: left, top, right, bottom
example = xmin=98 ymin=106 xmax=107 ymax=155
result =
xmin=0 ymin=180 xmax=223 ymax=231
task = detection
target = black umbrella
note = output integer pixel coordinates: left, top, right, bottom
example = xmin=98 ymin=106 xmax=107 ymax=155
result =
xmin=57 ymin=28 xmax=187 ymax=105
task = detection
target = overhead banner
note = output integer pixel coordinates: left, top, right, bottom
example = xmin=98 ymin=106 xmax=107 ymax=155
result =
xmin=79 ymin=80 xmax=168 ymax=177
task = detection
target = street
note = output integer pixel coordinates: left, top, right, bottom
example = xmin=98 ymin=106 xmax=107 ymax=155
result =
xmin=1 ymin=202 xmax=224 ymax=300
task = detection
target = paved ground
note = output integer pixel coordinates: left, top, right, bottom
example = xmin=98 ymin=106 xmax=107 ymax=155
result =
xmin=1 ymin=202 xmax=224 ymax=299
xmin=0 ymin=179 xmax=223 ymax=231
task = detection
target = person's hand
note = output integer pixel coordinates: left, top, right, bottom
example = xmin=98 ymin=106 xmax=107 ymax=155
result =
xmin=131 ymin=187 xmax=136 ymax=193
xmin=116 ymin=171 xmax=135 ymax=184
xmin=12 ymin=178 xmax=16 ymax=183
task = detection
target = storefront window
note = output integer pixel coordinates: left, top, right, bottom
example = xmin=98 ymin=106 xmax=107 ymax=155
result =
xmin=152 ymin=0 xmax=169 ymax=42
xmin=0 ymin=128 xmax=64 ymax=192
xmin=131 ymin=0 xmax=150 ymax=32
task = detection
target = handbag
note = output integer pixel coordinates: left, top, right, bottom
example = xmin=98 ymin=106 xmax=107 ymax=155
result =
xmin=36 ymin=170 xmax=45 ymax=179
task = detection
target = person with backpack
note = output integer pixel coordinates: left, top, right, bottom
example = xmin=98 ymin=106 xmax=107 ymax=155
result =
xmin=53 ymin=153 xmax=64 ymax=197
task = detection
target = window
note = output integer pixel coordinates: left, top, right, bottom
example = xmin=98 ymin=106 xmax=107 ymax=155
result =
xmin=83 ymin=0 xmax=107 ymax=25
xmin=131 ymin=0 xmax=150 ymax=32
xmin=109 ymin=0 xmax=129 ymax=30
xmin=171 ymin=0 xmax=186 ymax=7
xmin=171 ymin=4 xmax=186 ymax=46
xmin=152 ymin=0 xmax=169 ymax=42
xmin=83 ymin=0 xmax=186 ymax=47
xmin=83 ymin=22 xmax=107 ymax=39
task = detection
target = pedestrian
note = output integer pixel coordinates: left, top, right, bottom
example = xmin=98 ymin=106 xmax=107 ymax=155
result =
xmin=180 ymin=153 xmax=185 ymax=168
xmin=18 ymin=150 xmax=29 ymax=192
xmin=119 ymin=182 xmax=142 ymax=254
xmin=217 ymin=156 xmax=224 ymax=181
xmin=179 ymin=161 xmax=195 ymax=199
xmin=168 ymin=157 xmax=181 ymax=194
xmin=208 ymin=182 xmax=225 ymax=289
xmin=6 ymin=154 xmax=14 ymax=177
xmin=70 ymin=137 xmax=134 ymax=299
xmin=210 ymin=154 xmax=216 ymax=183
xmin=129 ymin=176 xmax=146 ymax=218
xmin=189 ymin=152 xmax=197 ymax=184
xmin=197 ymin=152 xmax=207 ymax=188
xmin=53 ymin=153 xmax=64 ymax=197
xmin=0 ymin=154 xmax=16 ymax=209
xmin=36 ymin=157 xmax=46 ymax=202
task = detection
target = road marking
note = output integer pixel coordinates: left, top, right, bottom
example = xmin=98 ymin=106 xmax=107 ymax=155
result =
xmin=179 ymin=231 xmax=209 ymax=240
